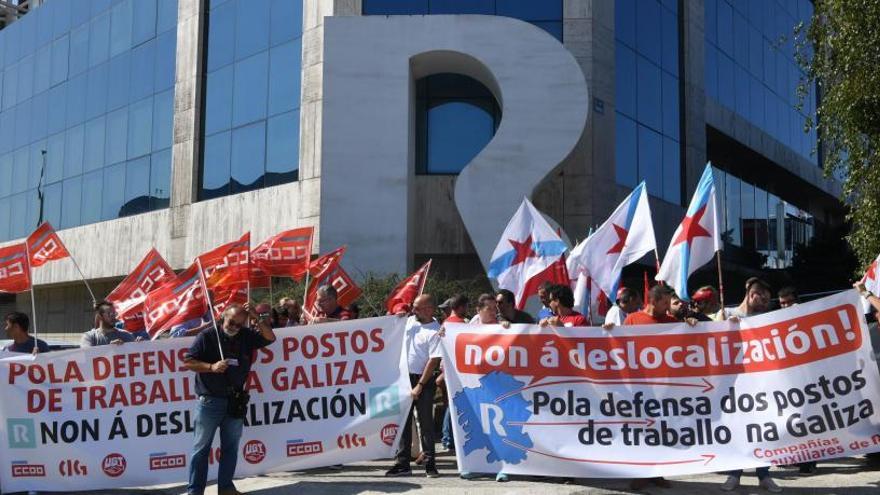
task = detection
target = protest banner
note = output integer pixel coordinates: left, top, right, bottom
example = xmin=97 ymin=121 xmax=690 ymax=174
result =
xmin=441 ymin=290 xmax=880 ymax=478
xmin=0 ymin=316 xmax=411 ymax=492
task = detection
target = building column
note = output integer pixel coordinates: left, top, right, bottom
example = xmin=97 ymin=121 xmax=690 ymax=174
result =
xmin=168 ymin=0 xmax=207 ymax=266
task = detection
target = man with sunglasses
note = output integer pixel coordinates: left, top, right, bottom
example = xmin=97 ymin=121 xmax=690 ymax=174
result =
xmin=184 ymin=303 xmax=276 ymax=495
xmin=80 ymin=301 xmax=136 ymax=347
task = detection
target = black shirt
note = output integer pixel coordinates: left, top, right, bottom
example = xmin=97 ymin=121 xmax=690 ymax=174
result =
xmin=501 ymin=309 xmax=536 ymax=324
xmin=185 ymin=327 xmax=273 ymax=397
xmin=3 ymin=337 xmax=50 ymax=354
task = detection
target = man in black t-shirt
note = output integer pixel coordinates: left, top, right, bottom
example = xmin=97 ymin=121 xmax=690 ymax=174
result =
xmin=184 ymin=304 xmax=275 ymax=495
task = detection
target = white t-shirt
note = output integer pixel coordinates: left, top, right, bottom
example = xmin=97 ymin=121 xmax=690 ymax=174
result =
xmin=604 ymin=305 xmax=627 ymax=326
xmin=403 ymin=315 xmax=442 ymax=375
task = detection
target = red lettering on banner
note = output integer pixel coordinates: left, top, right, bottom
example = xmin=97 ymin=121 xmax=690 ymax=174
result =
xmin=9 ymin=361 xmax=85 ymax=385
xmin=455 ymin=305 xmax=863 ymax=381
xmin=91 ymin=349 xmax=189 ymax=380
xmin=71 ymin=378 xmax=196 ymax=410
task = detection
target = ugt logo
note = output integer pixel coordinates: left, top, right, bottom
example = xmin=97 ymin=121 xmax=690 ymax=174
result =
xmin=7 ymin=418 xmax=36 ymax=449
xmin=368 ymin=386 xmax=400 ymax=419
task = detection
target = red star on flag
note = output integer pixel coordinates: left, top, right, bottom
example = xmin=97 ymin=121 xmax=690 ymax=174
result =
xmin=508 ymin=235 xmax=538 ymax=266
xmin=672 ymin=205 xmax=711 ymax=247
xmin=606 ymin=224 xmax=629 ymax=255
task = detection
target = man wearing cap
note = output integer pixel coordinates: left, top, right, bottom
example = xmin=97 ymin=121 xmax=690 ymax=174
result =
xmin=690 ymin=286 xmax=718 ymax=321
xmin=441 ymin=294 xmax=468 ymax=323
xmin=603 ymin=287 xmax=640 ymax=328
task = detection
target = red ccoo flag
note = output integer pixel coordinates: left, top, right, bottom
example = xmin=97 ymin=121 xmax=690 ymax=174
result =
xmin=106 ymin=249 xmax=174 ymax=332
xmin=197 ymin=233 xmax=251 ymax=290
xmin=143 ymin=264 xmax=207 ymax=339
xmin=26 ymin=222 xmax=70 ymax=268
xmin=385 ymin=260 xmax=432 ymax=314
xmin=305 ymin=247 xmax=361 ymax=313
xmin=252 ymin=227 xmax=314 ymax=280
xmin=0 ymin=243 xmax=31 ymax=293
xmin=212 ymin=282 xmax=249 ymax=317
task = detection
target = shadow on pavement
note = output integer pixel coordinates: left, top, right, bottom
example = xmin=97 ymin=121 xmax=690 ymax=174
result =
xmin=241 ymin=480 xmax=423 ymax=495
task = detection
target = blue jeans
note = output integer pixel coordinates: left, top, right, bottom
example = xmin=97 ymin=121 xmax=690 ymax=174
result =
xmin=727 ymin=467 xmax=770 ymax=480
xmin=188 ymin=396 xmax=243 ymax=495
xmin=441 ymin=407 xmax=455 ymax=449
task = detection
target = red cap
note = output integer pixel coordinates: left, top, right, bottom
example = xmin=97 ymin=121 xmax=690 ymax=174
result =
xmin=692 ymin=288 xmax=715 ymax=302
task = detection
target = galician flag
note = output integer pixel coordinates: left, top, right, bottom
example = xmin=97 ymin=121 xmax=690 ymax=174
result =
xmin=488 ymin=198 xmax=569 ymax=310
xmin=573 ymin=182 xmax=656 ymax=299
xmin=656 ymin=163 xmax=722 ymax=299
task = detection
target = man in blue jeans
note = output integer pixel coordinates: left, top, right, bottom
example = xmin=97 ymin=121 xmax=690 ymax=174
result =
xmin=184 ymin=303 xmax=276 ymax=495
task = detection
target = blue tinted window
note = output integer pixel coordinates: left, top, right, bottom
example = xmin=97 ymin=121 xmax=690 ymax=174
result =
xmin=110 ymin=0 xmax=133 ymax=57
xmin=232 ymin=52 xmax=269 ymax=127
xmin=129 ymin=39 xmax=156 ymax=101
xmin=157 ymin=0 xmax=178 ymax=33
xmin=636 ymin=56 xmax=662 ymax=132
xmin=662 ymin=137 xmax=680 ymax=202
xmin=43 ymin=182 xmax=63 ymax=228
xmin=107 ymin=52 xmax=131 ymax=110
xmin=34 ymin=46 xmax=51 ymax=95
xmin=81 ymin=170 xmax=103 ymax=224
xmin=235 ymin=0 xmax=271 ymax=60
xmin=271 ymin=0 xmax=303 ymax=45
xmin=83 ymin=116 xmax=106 ymax=172
xmin=0 ymin=198 xmax=8 ymax=240
xmin=47 ymin=84 xmax=67 ymax=135
xmin=64 ymin=124 xmax=84 ymax=178
xmin=86 ymin=63 xmax=109 ymax=119
xmin=207 ymin=0 xmax=235 ymax=71
xmin=266 ymin=110 xmax=299 ymax=185
xmin=105 ymin=107 xmax=128 ymax=165
xmin=46 ymin=132 xmax=65 ymax=183
xmin=154 ymin=29 xmax=176 ymax=91
xmin=18 ymin=55 xmax=34 ymax=103
xmin=615 ymin=113 xmax=638 ymax=187
xmin=89 ymin=11 xmax=111 ymax=67
xmin=661 ymin=6 xmax=678 ymax=74
xmin=717 ymin=0 xmax=733 ymax=55
xmin=132 ymin=0 xmax=158 ymax=46
xmin=268 ymin=40 xmax=301 ymax=116
xmin=638 ymin=125 xmax=662 ymax=194
xmin=431 ymin=0 xmax=494 ymax=14
xmin=205 ymin=65 xmax=234 ymax=135
xmin=1 ymin=69 xmax=16 ymax=111
xmin=127 ymin=96 xmax=153 ymax=159
xmin=50 ymin=35 xmax=70 ymax=86
xmin=53 ymin=0 xmax=72 ymax=38
xmin=616 ymin=0 xmax=637 ymax=48
xmin=30 ymin=93 xmax=48 ymax=142
xmin=0 ymin=156 xmax=10 ymax=197
xmin=636 ymin=0 xmax=662 ymax=63
xmin=152 ymin=90 xmax=173 ymax=151
xmin=66 ymin=73 xmax=87 ymax=127
xmin=150 ymin=149 xmax=171 ymax=209
xmin=231 ymin=121 xmax=266 ymax=193
xmin=202 ymin=130 xmax=231 ymax=199
xmin=123 ymin=156 xmax=150 ymax=216
xmin=60 ymin=175 xmax=82 ymax=229
xmin=102 ymin=162 xmax=126 ymax=220
xmin=496 ymin=0 xmax=562 ymax=21
xmin=11 ymin=150 xmax=27 ymax=194
xmin=69 ymin=23 xmax=90 ymax=76
xmin=661 ymin=72 xmax=679 ymax=139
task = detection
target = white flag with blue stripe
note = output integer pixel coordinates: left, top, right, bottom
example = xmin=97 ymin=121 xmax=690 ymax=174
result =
xmin=656 ymin=163 xmax=723 ymax=300
xmin=488 ymin=198 xmax=568 ymax=309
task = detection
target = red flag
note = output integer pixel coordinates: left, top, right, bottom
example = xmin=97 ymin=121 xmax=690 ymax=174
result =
xmin=252 ymin=227 xmax=314 ymax=280
xmin=197 ymin=233 xmax=251 ymax=289
xmin=212 ymin=283 xmax=249 ymax=317
xmin=385 ymin=260 xmax=432 ymax=314
xmin=0 ymin=243 xmax=31 ymax=293
xmin=249 ymin=262 xmax=272 ymax=289
xmin=518 ymin=256 xmax=570 ymax=310
xmin=26 ymin=222 xmax=70 ymax=268
xmin=143 ymin=264 xmax=207 ymax=339
xmin=106 ymin=249 xmax=174 ymax=332
xmin=308 ymin=246 xmax=346 ymax=277
xmin=305 ymin=247 xmax=361 ymax=313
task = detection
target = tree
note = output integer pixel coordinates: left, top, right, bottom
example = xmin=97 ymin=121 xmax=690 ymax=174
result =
xmin=797 ymin=0 xmax=880 ymax=272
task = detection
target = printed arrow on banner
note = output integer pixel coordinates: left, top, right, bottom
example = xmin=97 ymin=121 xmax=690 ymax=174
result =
xmin=506 ymin=418 xmax=657 ymax=428
xmin=495 ymin=377 xmax=714 ymax=403
xmin=502 ymin=438 xmax=716 ymax=466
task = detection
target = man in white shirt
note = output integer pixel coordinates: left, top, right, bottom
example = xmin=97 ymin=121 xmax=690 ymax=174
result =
xmin=386 ymin=294 xmax=442 ymax=478
xmin=603 ymin=287 xmax=640 ymax=328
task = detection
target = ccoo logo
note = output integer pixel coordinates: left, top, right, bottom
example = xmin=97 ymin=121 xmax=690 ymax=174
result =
xmin=243 ymin=440 xmax=266 ymax=464
xmin=102 ymin=453 xmax=126 ymax=477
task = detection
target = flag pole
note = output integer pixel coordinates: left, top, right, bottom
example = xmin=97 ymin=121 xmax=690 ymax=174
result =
xmin=268 ymin=277 xmax=274 ymax=307
xmin=715 ymin=251 xmax=726 ymax=320
xmin=196 ymin=259 xmax=225 ymax=360
xmin=69 ymin=254 xmax=97 ymax=306
xmin=25 ymin=244 xmax=38 ymax=344
xmin=301 ymin=266 xmax=313 ymax=320
xmin=653 ymin=248 xmax=664 ymax=287
xmin=417 ymin=260 xmax=432 ymax=298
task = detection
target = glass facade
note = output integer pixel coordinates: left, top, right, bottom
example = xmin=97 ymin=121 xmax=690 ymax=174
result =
xmin=704 ymin=0 xmax=817 ymax=163
xmin=614 ymin=0 xmax=681 ymax=205
xmin=0 ymin=0 xmax=178 ymax=241
xmin=199 ymin=0 xmax=302 ymax=200
xmin=364 ymin=0 xmax=560 ymax=175
xmin=363 ymin=0 xmax=563 ymax=41
xmin=713 ymin=166 xmax=814 ymax=268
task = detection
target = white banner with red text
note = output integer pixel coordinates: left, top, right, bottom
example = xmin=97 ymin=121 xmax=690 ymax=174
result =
xmin=442 ymin=290 xmax=880 ymax=478
xmin=0 ymin=316 xmax=412 ymax=492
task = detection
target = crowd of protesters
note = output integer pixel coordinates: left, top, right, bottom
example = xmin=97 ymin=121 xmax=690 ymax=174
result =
xmin=4 ymin=277 xmax=880 ymax=495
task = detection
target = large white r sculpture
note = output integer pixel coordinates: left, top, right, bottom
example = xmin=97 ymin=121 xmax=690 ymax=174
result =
xmin=321 ymin=15 xmax=588 ymax=274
